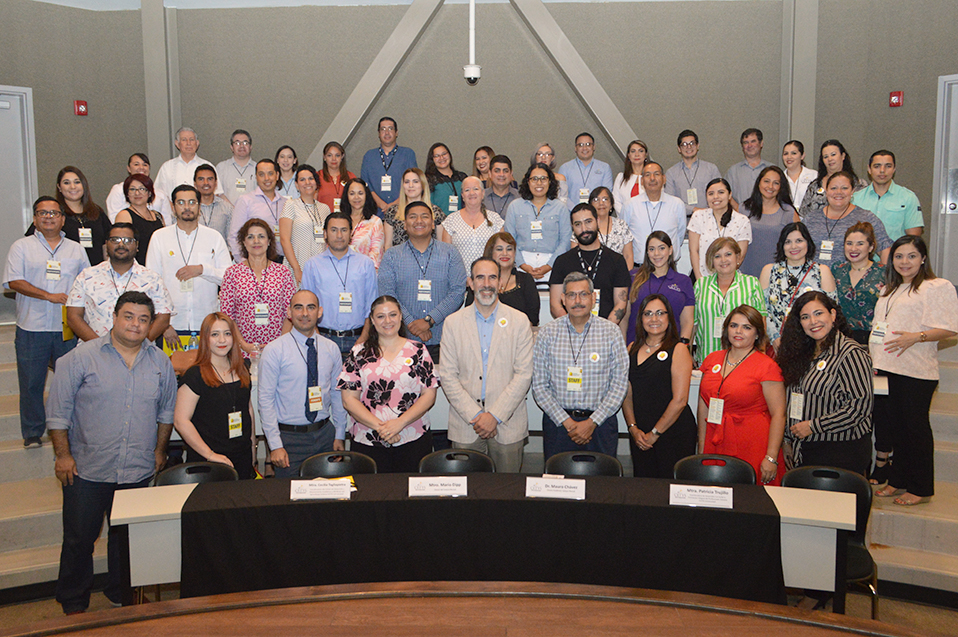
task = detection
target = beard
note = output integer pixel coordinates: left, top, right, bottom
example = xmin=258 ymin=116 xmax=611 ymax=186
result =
xmin=576 ymin=231 xmax=598 ymax=246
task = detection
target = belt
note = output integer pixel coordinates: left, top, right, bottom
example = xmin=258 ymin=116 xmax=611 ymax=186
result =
xmin=278 ymin=418 xmax=329 ymax=433
xmin=568 ymin=409 xmax=594 ymax=420
xmin=317 ymin=326 xmax=364 ymax=338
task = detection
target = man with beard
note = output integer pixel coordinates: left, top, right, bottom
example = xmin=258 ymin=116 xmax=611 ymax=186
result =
xmin=438 ymin=257 xmax=534 ymax=472
xmin=194 ymin=164 xmax=233 ymax=242
xmin=258 ymin=289 xmax=348 ymax=478
xmin=66 ymin=223 xmax=172 ymax=342
xmin=532 ymin=271 xmax=629 ymax=461
xmin=548 ymin=203 xmax=631 ymax=325
xmin=146 ymin=185 xmax=232 ymax=350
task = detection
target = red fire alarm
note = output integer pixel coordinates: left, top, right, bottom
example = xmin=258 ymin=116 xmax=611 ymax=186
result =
xmin=74 ymin=100 xmax=88 ymax=116
xmin=889 ymin=91 xmax=903 ymax=108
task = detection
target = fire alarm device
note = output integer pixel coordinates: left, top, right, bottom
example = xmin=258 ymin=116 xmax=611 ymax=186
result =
xmin=889 ymin=91 xmax=903 ymax=108
xmin=74 ymin=100 xmax=88 ymax=116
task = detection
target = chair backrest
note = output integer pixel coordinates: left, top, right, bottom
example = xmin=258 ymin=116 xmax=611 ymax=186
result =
xmin=418 ymin=449 xmax=496 ymax=474
xmin=155 ymin=461 xmax=239 ymax=486
xmin=300 ymin=451 xmax=377 ymax=478
xmin=673 ymin=454 xmax=756 ymax=486
xmin=781 ymin=465 xmax=872 ymax=545
xmin=544 ymin=452 xmax=623 ymax=477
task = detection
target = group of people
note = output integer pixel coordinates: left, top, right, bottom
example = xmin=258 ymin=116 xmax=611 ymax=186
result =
xmin=4 ymin=118 xmax=956 ymax=615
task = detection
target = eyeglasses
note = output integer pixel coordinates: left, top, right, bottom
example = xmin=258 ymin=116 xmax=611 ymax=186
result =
xmin=36 ymin=209 xmax=62 ymax=218
xmin=679 ymin=141 xmax=697 ymax=148
xmin=529 ymin=176 xmax=550 ymax=183
xmin=231 ymin=140 xmax=251 ymax=146
xmin=563 ymin=291 xmax=593 ymax=300
xmin=592 ymin=196 xmax=611 ymax=203
xmin=379 ymin=126 xmax=396 ymax=132
xmin=107 ymin=237 xmax=136 ymax=245
xmin=433 ymin=152 xmax=449 ymax=160
xmin=128 ymin=187 xmax=148 ymax=194
xmin=576 ymin=142 xmax=594 ymax=148
xmin=175 ymin=199 xmax=198 ymax=206
xmin=642 ymin=310 xmax=668 ymax=318
xmin=535 ymin=151 xmax=554 ymax=157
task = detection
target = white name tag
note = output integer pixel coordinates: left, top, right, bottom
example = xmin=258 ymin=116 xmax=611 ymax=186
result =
xmin=408 ymin=476 xmax=468 ymax=497
xmin=228 ymin=411 xmax=242 ymax=439
xmin=567 ymin=366 xmax=583 ymax=392
xmin=290 ymin=479 xmax=352 ymax=501
xmin=417 ymin=279 xmax=432 ymax=302
xmin=789 ymin=392 xmax=804 ymax=420
xmin=526 ymin=476 xmax=586 ymax=500
xmin=870 ymin=320 xmax=888 ymax=344
xmin=235 ymin=179 xmax=247 ymax=193
xmin=530 ymin=220 xmax=542 ymax=240
xmin=180 ymin=278 xmax=193 ymax=293
xmin=578 ymin=188 xmax=589 ymax=204
xmin=819 ymin=240 xmax=833 ymax=261
xmin=78 ymin=228 xmax=93 ymax=248
xmin=254 ymin=303 xmax=269 ymax=325
xmin=669 ymin=484 xmax=733 ymax=509
xmin=381 ymin=175 xmax=392 ymax=192
xmin=339 ymin=292 xmax=353 ymax=313
xmin=713 ymin=315 xmax=727 ymax=334
xmin=308 ymin=385 xmax=323 ymax=412
xmin=333 ymin=197 xmax=341 ymax=213
xmin=707 ymin=397 xmax=725 ymax=424
xmin=314 ymin=224 xmax=323 ymax=243
xmin=46 ymin=260 xmax=61 ymax=281
xmin=686 ymin=189 xmax=698 ymax=206
xmin=591 ymin=289 xmax=600 ymax=316
xmin=448 ymin=195 xmax=458 ymax=212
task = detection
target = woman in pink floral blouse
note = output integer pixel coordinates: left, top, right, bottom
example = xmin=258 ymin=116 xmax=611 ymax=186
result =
xmin=343 ymin=178 xmax=385 ymax=268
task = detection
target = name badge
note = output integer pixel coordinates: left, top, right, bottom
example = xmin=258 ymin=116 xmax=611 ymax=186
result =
xmin=819 ymin=240 xmax=833 ymax=261
xmin=530 ymin=220 xmax=543 ymax=241
xmin=273 ymin=224 xmax=280 ymax=237
xmin=417 ymin=279 xmax=432 ymax=302
xmin=46 ymin=260 xmax=61 ymax=281
xmin=333 ymin=197 xmax=341 ymax=213
xmin=314 ymin=224 xmax=323 ymax=243
xmin=78 ymin=227 xmax=93 ymax=248
xmin=254 ymin=302 xmax=269 ymax=325
xmin=870 ymin=320 xmax=889 ymax=344
xmin=339 ymin=292 xmax=353 ymax=313
xmin=578 ymin=188 xmax=590 ymax=204
xmin=381 ymin=175 xmax=392 ymax=192
xmin=228 ymin=411 xmax=243 ymax=439
xmin=686 ymin=189 xmax=698 ymax=206
xmin=235 ymin=179 xmax=247 ymax=193
xmin=713 ymin=315 xmax=726 ymax=334
xmin=180 ymin=278 xmax=194 ymax=293
xmin=448 ymin=195 xmax=458 ymax=212
xmin=567 ymin=366 xmax=583 ymax=392
xmin=308 ymin=385 xmax=323 ymax=412
xmin=707 ymin=397 xmax=724 ymax=424
xmin=789 ymin=392 xmax=804 ymax=420
xmin=591 ymin=288 xmax=600 ymax=316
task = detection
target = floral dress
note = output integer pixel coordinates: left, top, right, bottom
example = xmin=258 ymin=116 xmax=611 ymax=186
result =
xmin=337 ymin=340 xmax=439 ymax=447
xmin=349 ymin=216 xmax=385 ymax=268
xmin=831 ymin=261 xmax=885 ymax=335
xmin=597 ymin=216 xmax=634 ymax=256
xmin=218 ymin=260 xmax=296 ymax=355
xmin=764 ymin=260 xmax=831 ymax=342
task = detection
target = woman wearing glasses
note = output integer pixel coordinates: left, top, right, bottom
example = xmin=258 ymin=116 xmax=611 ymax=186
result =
xmin=426 ymin=143 xmax=468 ymax=217
xmin=114 ymin=174 xmax=163 ymax=265
xmin=530 ymin=143 xmax=569 ymax=205
xmin=583 ymin=187 xmax=634 ymax=268
xmin=621 ymin=295 xmax=696 ymax=478
xmin=502 ymin=164 xmax=572 ymax=284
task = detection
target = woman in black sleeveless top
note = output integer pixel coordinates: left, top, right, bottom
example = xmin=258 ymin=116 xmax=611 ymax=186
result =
xmin=621 ymin=294 xmax=697 ymax=478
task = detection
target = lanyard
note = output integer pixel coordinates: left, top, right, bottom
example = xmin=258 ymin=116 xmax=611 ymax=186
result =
xmin=784 ymin=262 xmax=813 ymax=308
xmin=644 ymin=201 xmax=663 ymax=232
xmin=329 ymin=253 xmax=350 ymax=290
xmin=715 ymin=272 xmax=737 ymax=316
xmin=175 ymin=226 xmax=198 ymax=267
xmin=823 ymin=205 xmax=850 ymax=239
xmin=261 ymin=193 xmax=281 ymax=223
xmin=408 ymin=241 xmax=434 ymax=278
xmin=576 ymin=160 xmax=595 ymax=188
xmin=38 ymin=234 xmax=63 ymax=258
xmin=200 ymin=203 xmax=214 ymax=227
xmin=109 ymin=267 xmax=133 ymax=296
xmin=577 ymin=248 xmax=603 ymax=280
xmin=716 ymin=348 xmax=753 ymax=395
xmin=212 ymin=364 xmax=238 ymax=412
xmin=302 ymin=198 xmax=322 ymax=226
xmin=247 ymin=260 xmax=269 ymax=303
xmin=232 ymin=161 xmax=253 ymax=178
xmin=682 ymin=161 xmax=700 ymax=188
xmin=566 ymin=318 xmax=592 ymax=365
xmin=379 ymin=147 xmax=397 ymax=172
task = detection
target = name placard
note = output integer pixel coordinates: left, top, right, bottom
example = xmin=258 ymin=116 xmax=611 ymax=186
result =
xmin=290 ymin=479 xmax=352 ymax=501
xmin=408 ymin=476 xmax=468 ymax=497
xmin=669 ymin=484 xmax=733 ymax=509
xmin=525 ymin=476 xmax=586 ymax=500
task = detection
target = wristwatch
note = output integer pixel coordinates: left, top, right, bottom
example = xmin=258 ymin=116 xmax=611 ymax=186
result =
xmin=651 ymin=427 xmax=662 ymax=437
xmin=678 ymin=337 xmax=690 ymax=345
xmin=425 ymin=315 xmax=435 ymax=327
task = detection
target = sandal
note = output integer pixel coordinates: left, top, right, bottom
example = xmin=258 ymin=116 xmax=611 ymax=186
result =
xmin=894 ymin=493 xmax=931 ymax=506
xmin=869 ymin=454 xmax=893 ymax=485
xmin=875 ymin=485 xmax=904 ymax=497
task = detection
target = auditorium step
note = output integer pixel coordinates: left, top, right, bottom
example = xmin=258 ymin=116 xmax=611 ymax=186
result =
xmin=0 ymin=394 xmax=23 ymax=443
xmin=871 ymin=545 xmax=958 ymax=595
xmin=0 ymin=477 xmax=67 ymax=552
xmin=0 ymin=438 xmax=54 ymax=483
xmin=0 ymin=543 xmax=106 ymax=593
xmin=868 ymin=481 xmax=958 ymax=557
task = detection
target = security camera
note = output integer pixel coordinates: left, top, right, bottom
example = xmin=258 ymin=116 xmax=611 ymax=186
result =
xmin=464 ymin=65 xmax=481 ymax=86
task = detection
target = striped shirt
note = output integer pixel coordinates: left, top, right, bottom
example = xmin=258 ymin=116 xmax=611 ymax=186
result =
xmin=784 ymin=332 xmax=873 ymax=463
xmin=693 ymin=272 xmax=766 ymax=363
xmin=532 ymin=314 xmax=629 ymax=426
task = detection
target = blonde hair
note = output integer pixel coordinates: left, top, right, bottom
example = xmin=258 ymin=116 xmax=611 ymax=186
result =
xmin=396 ymin=168 xmax=432 ymax=222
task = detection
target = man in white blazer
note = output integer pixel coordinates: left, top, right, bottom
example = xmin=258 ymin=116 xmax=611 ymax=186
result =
xmin=439 ymin=257 xmax=534 ymax=472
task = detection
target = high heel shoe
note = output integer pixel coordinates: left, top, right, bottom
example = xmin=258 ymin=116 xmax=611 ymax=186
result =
xmin=869 ymin=454 xmax=892 ymax=485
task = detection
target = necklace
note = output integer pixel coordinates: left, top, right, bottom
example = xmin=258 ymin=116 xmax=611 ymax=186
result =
xmin=644 ymin=338 xmax=664 ymax=354
xmin=851 ymin=262 xmax=871 ymax=272
xmin=725 ymin=348 xmax=753 ymax=369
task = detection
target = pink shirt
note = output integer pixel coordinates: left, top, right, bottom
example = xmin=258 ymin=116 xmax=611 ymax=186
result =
xmin=219 ymin=260 xmax=296 ymax=353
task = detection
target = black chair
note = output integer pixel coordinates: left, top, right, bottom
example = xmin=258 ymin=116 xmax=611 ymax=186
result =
xmin=154 ymin=461 xmax=238 ymax=486
xmin=544 ymin=451 xmax=623 ymax=477
xmin=300 ymin=451 xmax=377 ymax=478
xmin=418 ymin=449 xmax=496 ymax=473
xmin=673 ymin=454 xmax=756 ymax=486
xmin=782 ymin=466 xmax=879 ymax=619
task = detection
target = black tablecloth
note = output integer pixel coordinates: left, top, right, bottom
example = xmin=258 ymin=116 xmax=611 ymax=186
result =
xmin=180 ymin=474 xmax=786 ymax=604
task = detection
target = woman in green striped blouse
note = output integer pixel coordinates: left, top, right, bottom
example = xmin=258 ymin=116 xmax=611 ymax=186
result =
xmin=693 ymin=237 xmax=767 ymax=364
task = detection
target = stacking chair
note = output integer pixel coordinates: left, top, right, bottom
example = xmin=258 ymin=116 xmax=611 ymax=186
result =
xmin=300 ymin=451 xmax=377 ymax=478
xmin=154 ymin=461 xmax=239 ymax=486
xmin=782 ymin=466 xmax=879 ymax=619
xmin=418 ymin=449 xmax=496 ymax=473
xmin=673 ymin=454 xmax=756 ymax=486
xmin=544 ymin=451 xmax=623 ymax=477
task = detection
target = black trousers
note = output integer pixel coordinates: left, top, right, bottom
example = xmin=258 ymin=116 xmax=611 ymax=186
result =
xmin=873 ymin=372 xmax=937 ymax=496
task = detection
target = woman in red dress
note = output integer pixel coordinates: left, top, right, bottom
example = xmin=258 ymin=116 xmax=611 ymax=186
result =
xmin=697 ymin=304 xmax=787 ymax=484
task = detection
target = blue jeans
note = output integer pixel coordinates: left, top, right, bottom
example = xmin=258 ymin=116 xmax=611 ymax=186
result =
xmin=542 ymin=412 xmax=619 ymax=462
xmin=15 ymin=328 xmax=76 ymax=439
xmin=325 ymin=332 xmax=360 ymax=360
xmin=56 ymin=476 xmax=151 ymax=613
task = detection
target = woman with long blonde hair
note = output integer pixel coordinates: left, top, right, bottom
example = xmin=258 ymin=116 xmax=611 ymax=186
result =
xmin=383 ymin=167 xmax=445 ymax=248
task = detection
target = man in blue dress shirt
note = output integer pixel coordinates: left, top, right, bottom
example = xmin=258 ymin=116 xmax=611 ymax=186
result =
xmin=300 ymin=212 xmax=378 ymax=358
xmin=558 ymin=132 xmax=614 ymax=211
xmin=258 ymin=289 xmax=348 ymax=478
xmin=360 ymin=117 xmax=418 ymax=212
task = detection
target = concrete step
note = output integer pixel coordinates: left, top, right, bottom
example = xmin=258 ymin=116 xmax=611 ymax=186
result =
xmin=936 ymin=442 xmax=958 ymax=483
xmin=937 ymin=361 xmax=958 ymax=394
xmin=0 ymin=542 xmax=106 ymax=592
xmin=0 ymin=477 xmax=63 ymax=552
xmin=0 ymin=393 xmax=22 ymax=442
xmin=931 ymin=391 xmax=958 ymax=443
xmin=871 ymin=544 xmax=958 ymax=594
xmin=937 ymin=337 xmax=958 ymax=364
xmin=0 ymin=438 xmax=54 ymax=483
xmin=867 ymin=482 xmax=958 ymax=558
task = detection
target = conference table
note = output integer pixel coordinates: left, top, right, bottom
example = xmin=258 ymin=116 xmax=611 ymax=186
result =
xmin=111 ymin=473 xmax=855 ymax=610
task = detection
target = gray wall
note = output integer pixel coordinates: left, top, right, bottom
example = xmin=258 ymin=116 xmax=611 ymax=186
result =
xmin=0 ymin=0 xmax=145 ymax=220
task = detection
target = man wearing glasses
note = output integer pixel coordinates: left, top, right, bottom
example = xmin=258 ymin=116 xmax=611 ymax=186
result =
xmin=664 ymin=129 xmax=722 ymax=218
xmin=3 ymin=197 xmax=90 ymax=448
xmin=216 ymin=129 xmax=255 ymax=205
xmin=146 ymin=185 xmax=232 ymax=351
xmin=532 ymin=271 xmax=629 ymax=461
xmin=66 ymin=224 xmax=172 ymax=343
xmin=558 ymin=132 xmax=613 ymax=211
xmin=360 ymin=117 xmax=418 ymax=212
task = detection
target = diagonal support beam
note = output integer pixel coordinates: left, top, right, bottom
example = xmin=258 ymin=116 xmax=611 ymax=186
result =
xmin=510 ymin=0 xmax=635 ymax=161
xmin=308 ymin=0 xmax=445 ymax=166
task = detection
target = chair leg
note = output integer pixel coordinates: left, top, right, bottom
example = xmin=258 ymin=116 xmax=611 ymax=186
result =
xmin=869 ymin=572 xmax=879 ymax=621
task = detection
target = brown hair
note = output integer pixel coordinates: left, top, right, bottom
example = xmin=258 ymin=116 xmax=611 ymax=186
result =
xmin=237 ymin=218 xmax=277 ymax=260
xmin=56 ymin=166 xmax=103 ymax=221
xmin=720 ymin=305 xmax=768 ymax=351
xmin=844 ymin=222 xmax=876 ymax=260
xmin=705 ymin=237 xmax=742 ymax=273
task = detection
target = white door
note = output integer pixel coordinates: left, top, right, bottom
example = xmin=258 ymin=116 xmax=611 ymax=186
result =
xmin=932 ymin=74 xmax=958 ymax=283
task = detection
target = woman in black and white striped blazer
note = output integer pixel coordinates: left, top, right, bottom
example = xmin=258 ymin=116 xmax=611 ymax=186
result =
xmin=777 ymin=291 xmax=873 ymax=474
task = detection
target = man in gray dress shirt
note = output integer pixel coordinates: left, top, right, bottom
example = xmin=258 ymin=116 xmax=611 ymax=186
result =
xmin=47 ymin=291 xmax=177 ymax=614
xmin=664 ymin=129 xmax=722 ymax=218
xmin=725 ymin=128 xmax=771 ymax=209
xmin=215 ymin=129 xmax=256 ymax=205
xmin=194 ymin=164 xmax=234 ymax=243
xmin=483 ymin=155 xmax=520 ymax=218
